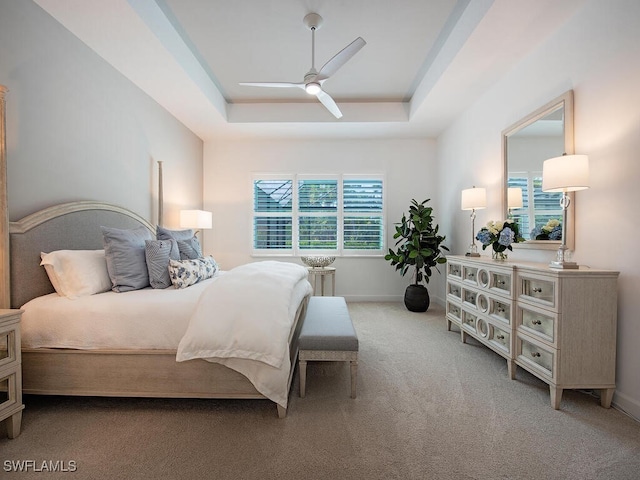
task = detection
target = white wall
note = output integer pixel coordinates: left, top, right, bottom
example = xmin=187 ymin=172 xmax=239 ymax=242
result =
xmin=436 ymin=0 xmax=640 ymax=419
xmin=0 ymin=0 xmax=203 ymax=225
xmin=203 ymin=137 xmax=442 ymax=302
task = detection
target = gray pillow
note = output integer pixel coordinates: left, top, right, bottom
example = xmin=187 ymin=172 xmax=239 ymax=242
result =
xmin=156 ymin=226 xmax=194 ymax=242
xmin=157 ymin=225 xmax=202 ymax=259
xmin=101 ymin=225 xmax=153 ymax=292
xmin=177 ymin=237 xmax=202 ymax=260
xmin=145 ymin=239 xmax=180 ymax=289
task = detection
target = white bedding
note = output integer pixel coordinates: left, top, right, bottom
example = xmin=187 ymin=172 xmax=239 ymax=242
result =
xmin=20 ymin=277 xmax=219 ymax=350
xmin=177 ymin=261 xmax=312 ymax=408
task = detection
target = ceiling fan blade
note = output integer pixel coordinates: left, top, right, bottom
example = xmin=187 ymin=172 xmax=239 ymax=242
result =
xmin=316 ymin=90 xmax=343 ymax=119
xmin=239 ymin=82 xmax=304 ymax=89
xmin=317 ymin=37 xmax=366 ymax=80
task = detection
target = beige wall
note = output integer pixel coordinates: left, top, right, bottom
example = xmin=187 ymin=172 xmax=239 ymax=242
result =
xmin=436 ymin=0 xmax=640 ymax=419
xmin=203 ymin=137 xmax=441 ymax=302
xmin=0 ymin=0 xmax=203 ymax=226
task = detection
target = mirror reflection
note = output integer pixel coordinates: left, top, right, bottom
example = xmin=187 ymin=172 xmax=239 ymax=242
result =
xmin=502 ymin=91 xmax=574 ymax=249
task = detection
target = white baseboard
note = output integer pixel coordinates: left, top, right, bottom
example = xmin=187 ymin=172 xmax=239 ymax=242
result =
xmin=339 ymin=295 xmax=447 ymax=306
xmin=612 ymin=390 xmax=640 ymax=423
xmin=342 ymin=295 xmax=403 ymax=302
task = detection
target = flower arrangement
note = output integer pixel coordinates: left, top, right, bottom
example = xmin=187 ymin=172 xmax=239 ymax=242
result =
xmin=476 ymin=219 xmax=524 ymax=259
xmin=531 ymin=219 xmax=562 ymax=240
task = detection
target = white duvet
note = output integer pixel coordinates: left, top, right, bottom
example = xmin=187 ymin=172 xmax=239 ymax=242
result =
xmin=177 ymin=261 xmax=312 ymax=408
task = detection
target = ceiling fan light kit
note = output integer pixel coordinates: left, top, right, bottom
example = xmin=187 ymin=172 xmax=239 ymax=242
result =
xmin=239 ymin=13 xmax=366 ymax=119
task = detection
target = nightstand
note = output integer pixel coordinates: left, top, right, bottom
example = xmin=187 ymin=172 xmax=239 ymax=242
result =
xmin=307 ymin=267 xmax=336 ymax=296
xmin=0 ymin=309 xmax=24 ymax=438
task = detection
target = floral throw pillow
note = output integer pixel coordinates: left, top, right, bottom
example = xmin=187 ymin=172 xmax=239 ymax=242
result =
xmin=168 ymin=256 xmax=218 ymax=289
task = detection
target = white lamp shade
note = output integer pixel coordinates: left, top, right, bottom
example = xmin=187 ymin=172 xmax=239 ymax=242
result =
xmin=507 ymin=187 xmax=523 ymax=209
xmin=461 ymin=187 xmax=487 ymax=210
xmin=542 ymin=154 xmax=590 ymax=192
xmin=179 ymin=210 xmax=212 ymax=229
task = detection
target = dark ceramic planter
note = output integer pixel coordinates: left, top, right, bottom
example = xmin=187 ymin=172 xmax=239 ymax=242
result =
xmin=404 ymin=284 xmax=430 ymax=312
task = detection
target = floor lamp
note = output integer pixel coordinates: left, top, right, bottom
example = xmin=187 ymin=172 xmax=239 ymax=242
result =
xmin=461 ymin=187 xmax=486 ymax=257
xmin=542 ymin=154 xmax=589 ymax=269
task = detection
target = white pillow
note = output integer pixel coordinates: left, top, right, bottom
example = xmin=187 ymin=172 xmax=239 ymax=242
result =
xmin=40 ymin=250 xmax=112 ymax=299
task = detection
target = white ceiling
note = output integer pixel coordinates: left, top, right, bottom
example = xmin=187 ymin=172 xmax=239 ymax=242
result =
xmin=33 ymin=0 xmax=585 ymax=141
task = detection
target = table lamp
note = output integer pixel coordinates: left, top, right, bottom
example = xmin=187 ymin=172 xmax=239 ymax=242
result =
xmin=461 ymin=187 xmax=486 ymax=257
xmin=542 ymin=154 xmax=589 ymax=269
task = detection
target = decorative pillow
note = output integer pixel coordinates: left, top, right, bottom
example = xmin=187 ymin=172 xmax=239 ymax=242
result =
xmin=156 ymin=226 xmax=194 ymax=242
xmin=39 ymin=250 xmax=111 ymax=299
xmin=101 ymin=225 xmax=153 ymax=292
xmin=177 ymin=237 xmax=202 ymax=260
xmin=145 ymin=239 xmax=180 ymax=289
xmin=168 ymin=256 xmax=218 ymax=289
xmin=157 ymin=226 xmax=202 ymax=259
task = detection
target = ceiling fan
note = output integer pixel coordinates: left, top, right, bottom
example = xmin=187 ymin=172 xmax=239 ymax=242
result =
xmin=239 ymin=13 xmax=366 ymax=119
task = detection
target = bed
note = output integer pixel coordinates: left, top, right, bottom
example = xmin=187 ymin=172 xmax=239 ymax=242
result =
xmin=8 ymin=201 xmax=311 ymax=418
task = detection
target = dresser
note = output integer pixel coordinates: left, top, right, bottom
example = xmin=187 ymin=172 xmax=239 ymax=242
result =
xmin=0 ymin=309 xmax=24 ymax=438
xmin=445 ymin=255 xmax=618 ymax=409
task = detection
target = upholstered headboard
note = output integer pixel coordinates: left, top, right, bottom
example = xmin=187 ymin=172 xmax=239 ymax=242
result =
xmin=9 ymin=201 xmax=154 ymax=309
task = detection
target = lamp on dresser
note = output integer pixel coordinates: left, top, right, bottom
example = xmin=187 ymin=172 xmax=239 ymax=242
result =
xmin=507 ymin=187 xmax=523 ymax=211
xmin=542 ymin=154 xmax=589 ymax=269
xmin=461 ymin=186 xmax=486 ymax=257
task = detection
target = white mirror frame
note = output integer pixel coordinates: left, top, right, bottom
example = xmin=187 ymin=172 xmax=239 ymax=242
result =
xmin=501 ymin=90 xmax=575 ymax=251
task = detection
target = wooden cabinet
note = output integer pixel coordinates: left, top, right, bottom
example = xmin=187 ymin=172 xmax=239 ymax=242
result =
xmin=0 ymin=309 xmax=24 ymax=438
xmin=446 ymin=255 xmax=618 ymax=409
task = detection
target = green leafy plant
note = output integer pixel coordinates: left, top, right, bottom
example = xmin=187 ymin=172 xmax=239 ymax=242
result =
xmin=385 ymin=199 xmax=448 ymax=285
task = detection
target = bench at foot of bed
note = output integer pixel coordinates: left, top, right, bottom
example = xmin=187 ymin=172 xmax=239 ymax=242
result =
xmin=298 ymin=296 xmax=359 ymax=399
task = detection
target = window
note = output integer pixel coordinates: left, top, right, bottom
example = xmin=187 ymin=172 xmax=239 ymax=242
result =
xmin=253 ymin=174 xmax=384 ymax=255
xmin=508 ymin=172 xmax=562 ymax=240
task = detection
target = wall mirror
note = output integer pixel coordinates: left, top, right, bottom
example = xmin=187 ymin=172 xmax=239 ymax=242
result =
xmin=502 ymin=90 xmax=574 ymax=251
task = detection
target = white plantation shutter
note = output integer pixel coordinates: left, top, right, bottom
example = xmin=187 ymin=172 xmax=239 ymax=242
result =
xmin=343 ymin=178 xmax=384 ymax=250
xmin=253 ymin=178 xmax=293 ymax=250
xmin=252 ymin=174 xmax=384 ymax=255
xmin=508 ymin=174 xmax=562 ymax=240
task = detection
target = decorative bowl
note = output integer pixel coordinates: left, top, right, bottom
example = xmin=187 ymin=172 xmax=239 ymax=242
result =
xmin=300 ymin=255 xmax=336 ymax=268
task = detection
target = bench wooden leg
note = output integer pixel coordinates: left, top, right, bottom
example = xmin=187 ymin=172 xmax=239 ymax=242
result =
xmin=350 ymin=360 xmax=358 ymax=399
xmin=299 ymin=359 xmax=307 ymax=398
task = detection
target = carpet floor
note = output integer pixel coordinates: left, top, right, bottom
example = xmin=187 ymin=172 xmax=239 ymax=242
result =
xmin=1 ymin=302 xmax=639 ymax=479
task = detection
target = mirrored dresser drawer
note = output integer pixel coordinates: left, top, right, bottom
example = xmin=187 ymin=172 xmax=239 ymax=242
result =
xmin=0 ymin=309 xmax=24 ymax=439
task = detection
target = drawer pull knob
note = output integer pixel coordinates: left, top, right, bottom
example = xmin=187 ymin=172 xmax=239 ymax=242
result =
xmin=532 ymin=287 xmax=543 ymax=293
xmin=531 ymin=352 xmax=541 ymax=358
xmin=498 ymin=280 xmax=506 ymax=285
xmin=496 ymin=334 xmax=504 ymax=340
xmin=532 ymin=319 xmax=543 ymax=325
xmin=497 ymin=307 xmax=505 ymax=313
xmin=468 ymin=273 xmax=475 ymax=279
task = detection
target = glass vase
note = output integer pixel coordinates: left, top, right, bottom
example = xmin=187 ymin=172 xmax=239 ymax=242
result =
xmin=492 ymin=250 xmax=507 ymax=261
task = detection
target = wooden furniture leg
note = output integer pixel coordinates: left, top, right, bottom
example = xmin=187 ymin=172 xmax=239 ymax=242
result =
xmin=350 ymin=360 xmax=358 ymax=399
xmin=550 ymin=385 xmax=563 ymax=409
xmin=6 ymin=411 xmax=22 ymax=439
xmin=299 ymin=359 xmax=307 ymax=398
xmin=600 ymin=388 xmax=615 ymax=408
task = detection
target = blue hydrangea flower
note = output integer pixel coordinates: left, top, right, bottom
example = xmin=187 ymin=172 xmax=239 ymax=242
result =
xmin=498 ymin=227 xmax=515 ymax=247
xmin=531 ymin=226 xmax=542 ymax=239
xmin=476 ymin=230 xmax=493 ymax=246
xmin=549 ymin=225 xmax=562 ymax=240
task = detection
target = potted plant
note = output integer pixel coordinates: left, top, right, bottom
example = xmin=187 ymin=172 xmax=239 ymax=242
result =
xmin=385 ymin=199 xmax=448 ymax=312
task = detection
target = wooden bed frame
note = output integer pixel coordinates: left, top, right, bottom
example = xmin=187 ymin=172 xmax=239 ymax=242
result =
xmin=8 ymin=201 xmax=308 ymax=418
